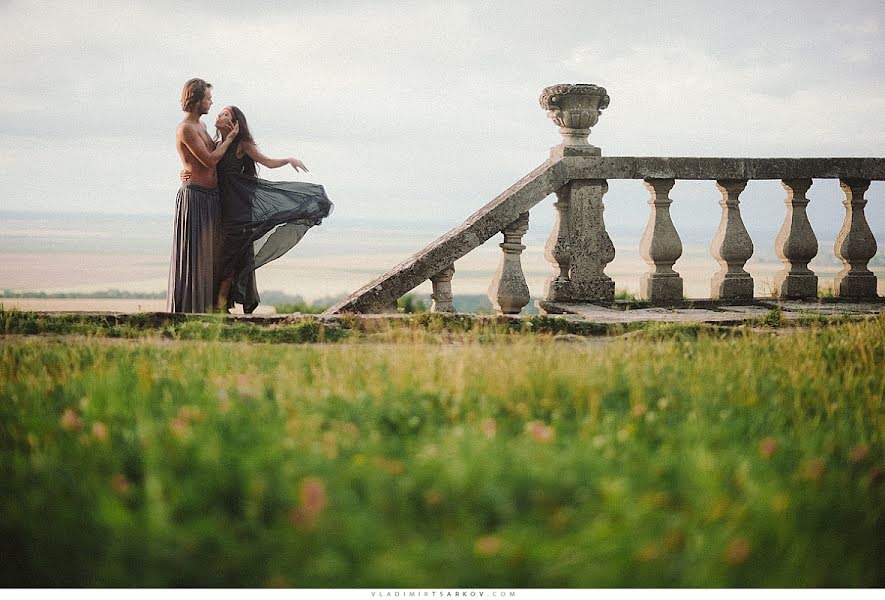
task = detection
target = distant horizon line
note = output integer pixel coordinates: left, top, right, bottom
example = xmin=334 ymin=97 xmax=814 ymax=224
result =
xmin=0 ymin=208 xmax=792 ymax=235
xmin=0 ymin=208 xmax=452 ymax=224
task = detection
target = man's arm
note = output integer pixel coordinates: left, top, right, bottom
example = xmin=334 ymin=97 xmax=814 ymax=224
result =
xmin=178 ymin=122 xmax=239 ymax=169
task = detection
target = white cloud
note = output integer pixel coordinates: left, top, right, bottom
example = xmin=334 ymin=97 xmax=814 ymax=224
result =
xmin=0 ymin=0 xmax=883 ymax=230
xmin=564 ymin=36 xmax=885 ymax=156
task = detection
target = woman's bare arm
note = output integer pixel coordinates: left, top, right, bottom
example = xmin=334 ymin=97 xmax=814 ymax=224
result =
xmin=179 ymin=122 xmax=240 ymax=169
xmin=240 ymin=141 xmax=308 ymax=172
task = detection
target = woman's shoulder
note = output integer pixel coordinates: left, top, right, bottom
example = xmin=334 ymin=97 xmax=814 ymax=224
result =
xmin=235 ymin=140 xmax=255 ymax=160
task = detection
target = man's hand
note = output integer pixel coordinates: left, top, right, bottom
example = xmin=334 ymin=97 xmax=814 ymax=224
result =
xmin=289 ymin=158 xmax=308 ymax=173
xmin=180 ymin=169 xmax=191 ymax=182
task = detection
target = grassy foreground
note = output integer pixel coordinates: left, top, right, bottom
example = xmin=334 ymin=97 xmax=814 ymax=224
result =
xmin=0 ymin=315 xmax=883 ymax=587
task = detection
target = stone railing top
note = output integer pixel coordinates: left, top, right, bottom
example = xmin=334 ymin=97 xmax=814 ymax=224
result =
xmin=562 ymin=156 xmax=885 ymax=181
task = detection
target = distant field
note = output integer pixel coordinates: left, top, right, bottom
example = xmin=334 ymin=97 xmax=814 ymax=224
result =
xmin=0 ymin=316 xmax=883 ymax=587
xmin=0 ymin=298 xmax=168 ymax=313
xmin=0 ymin=298 xmax=276 ymax=314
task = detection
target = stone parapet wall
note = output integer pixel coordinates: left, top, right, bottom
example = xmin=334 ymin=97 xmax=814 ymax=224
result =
xmin=564 ymin=157 xmax=885 ymax=181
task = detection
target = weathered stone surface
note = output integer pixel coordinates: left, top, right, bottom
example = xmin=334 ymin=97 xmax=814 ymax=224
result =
xmin=550 ymin=144 xmax=601 ymax=159
xmin=774 ymin=179 xmax=818 ymax=299
xmin=488 ymin=212 xmax=531 ymax=314
xmin=711 ymin=180 xmax=754 ymax=300
xmin=767 ymin=300 xmax=885 ymax=314
xmin=563 ymin=157 xmax=885 ymax=181
xmin=563 ymin=180 xmax=615 ymax=303
xmin=639 ymin=179 xmax=683 ymax=304
xmin=544 ymin=188 xmax=572 ymax=302
xmin=430 ymin=265 xmax=455 ymax=313
xmin=540 ymin=83 xmax=609 ymax=150
xmin=325 ymin=159 xmax=568 ymax=314
xmin=540 ymin=302 xmax=759 ymax=324
xmin=835 ymin=179 xmax=878 ymax=299
xmin=538 ymin=300 xmax=885 ymax=325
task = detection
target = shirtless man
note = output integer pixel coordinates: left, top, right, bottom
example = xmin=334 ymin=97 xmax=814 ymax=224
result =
xmin=166 ymin=78 xmax=239 ymax=313
xmin=175 ymin=79 xmax=238 ymax=187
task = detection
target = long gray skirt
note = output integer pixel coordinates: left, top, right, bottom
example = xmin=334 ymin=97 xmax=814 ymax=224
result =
xmin=166 ymin=183 xmax=222 ymax=313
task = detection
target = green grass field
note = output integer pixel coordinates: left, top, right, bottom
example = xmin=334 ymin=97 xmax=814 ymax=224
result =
xmin=0 ymin=312 xmax=882 ymax=587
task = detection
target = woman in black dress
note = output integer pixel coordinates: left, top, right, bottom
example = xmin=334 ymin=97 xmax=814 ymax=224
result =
xmin=210 ymin=106 xmax=333 ymax=313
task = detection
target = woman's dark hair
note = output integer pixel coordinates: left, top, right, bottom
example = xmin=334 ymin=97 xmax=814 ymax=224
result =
xmin=227 ymin=105 xmax=258 ymax=176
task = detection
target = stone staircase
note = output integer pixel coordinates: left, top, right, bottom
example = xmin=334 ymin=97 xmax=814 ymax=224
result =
xmin=325 ymin=83 xmax=883 ymax=316
xmin=324 ymin=158 xmax=568 ymax=314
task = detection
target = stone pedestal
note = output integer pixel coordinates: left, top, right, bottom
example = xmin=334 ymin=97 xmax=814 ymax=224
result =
xmin=565 ymin=180 xmax=615 ymax=304
xmin=539 ymin=82 xmax=614 ymax=305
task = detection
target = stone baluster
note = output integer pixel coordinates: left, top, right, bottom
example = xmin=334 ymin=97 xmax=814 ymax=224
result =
xmin=544 ymin=187 xmax=572 ymax=301
xmin=430 ymin=265 xmax=456 ymax=313
xmin=835 ymin=178 xmax=878 ymax=299
xmin=774 ymin=179 xmax=818 ymax=299
xmin=566 ymin=180 xmax=615 ymax=304
xmin=639 ymin=178 xmax=683 ymax=304
xmin=710 ymin=179 xmax=754 ymax=300
xmin=488 ymin=212 xmax=531 ymax=314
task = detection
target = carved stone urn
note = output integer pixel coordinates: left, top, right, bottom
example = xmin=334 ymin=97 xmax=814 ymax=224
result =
xmin=539 ymin=83 xmax=609 ymax=156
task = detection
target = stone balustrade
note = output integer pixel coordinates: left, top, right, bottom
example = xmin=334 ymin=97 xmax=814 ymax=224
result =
xmin=325 ymin=84 xmax=883 ymax=315
xmin=541 ymin=155 xmax=883 ymax=306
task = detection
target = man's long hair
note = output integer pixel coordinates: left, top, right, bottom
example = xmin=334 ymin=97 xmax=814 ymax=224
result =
xmin=181 ymin=78 xmax=212 ymax=112
xmin=226 ymin=105 xmax=258 ymax=177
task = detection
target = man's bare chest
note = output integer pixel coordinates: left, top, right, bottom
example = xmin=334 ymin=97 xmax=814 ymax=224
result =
xmin=198 ymin=129 xmax=215 ymax=151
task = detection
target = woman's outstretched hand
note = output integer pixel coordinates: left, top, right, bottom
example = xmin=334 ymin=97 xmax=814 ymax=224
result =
xmin=289 ymin=158 xmax=308 ymax=172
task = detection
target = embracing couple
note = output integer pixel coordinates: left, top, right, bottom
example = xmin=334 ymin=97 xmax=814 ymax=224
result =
xmin=166 ymin=77 xmax=333 ymax=314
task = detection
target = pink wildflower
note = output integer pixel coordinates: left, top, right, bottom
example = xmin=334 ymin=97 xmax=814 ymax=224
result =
xmin=758 ymin=437 xmax=778 ymax=458
xmin=290 ymin=476 xmax=328 ymax=530
xmin=526 ymin=421 xmax=554 ymax=444
xmin=474 ymin=535 xmax=501 ymax=557
xmin=91 ymin=421 xmax=109 ymax=442
xmin=724 ymin=537 xmax=751 ymax=565
xmin=480 ymin=418 xmax=497 ymax=439
xmin=849 ymin=445 xmax=869 ymax=464
xmin=111 ymin=474 xmax=130 ymax=496
xmin=60 ymin=408 xmax=83 ymax=432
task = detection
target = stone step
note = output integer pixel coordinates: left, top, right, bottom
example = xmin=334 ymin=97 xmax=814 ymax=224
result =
xmin=538 ymin=299 xmax=885 ymax=325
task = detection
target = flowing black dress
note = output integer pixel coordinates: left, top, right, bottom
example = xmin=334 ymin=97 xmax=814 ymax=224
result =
xmin=217 ymin=143 xmax=333 ymax=310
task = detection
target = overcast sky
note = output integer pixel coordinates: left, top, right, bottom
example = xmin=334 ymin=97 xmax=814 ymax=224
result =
xmin=1 ymin=0 xmax=883 ymax=234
